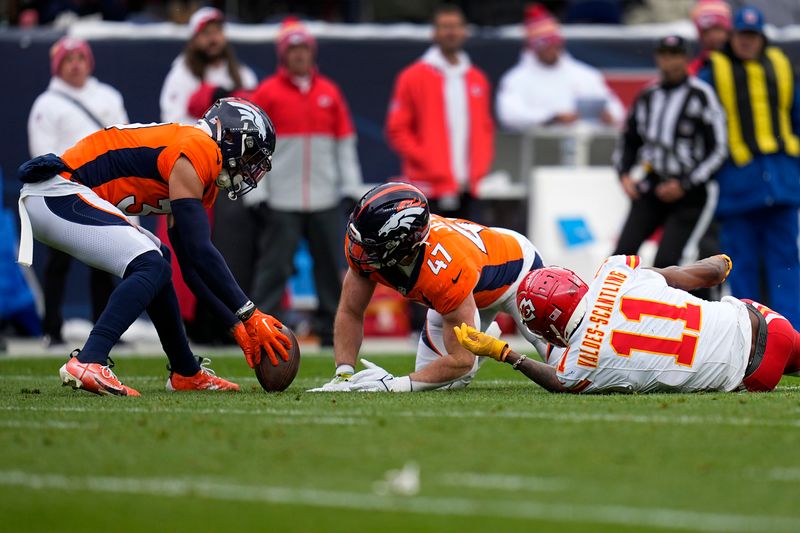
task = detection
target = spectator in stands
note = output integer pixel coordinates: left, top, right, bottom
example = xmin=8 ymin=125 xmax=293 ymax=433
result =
xmin=688 ymin=0 xmax=732 ymax=75
xmin=698 ymin=6 xmax=800 ymax=326
xmin=159 ymin=7 xmax=257 ymax=124
xmin=385 ymin=3 xmax=493 ymax=220
xmin=613 ymin=36 xmax=727 ymax=300
xmin=249 ymin=17 xmax=363 ymax=348
xmin=496 ymin=4 xmax=624 ymax=132
xmin=27 ymin=36 xmax=128 ymax=348
xmin=158 ymin=6 xmax=259 ymax=343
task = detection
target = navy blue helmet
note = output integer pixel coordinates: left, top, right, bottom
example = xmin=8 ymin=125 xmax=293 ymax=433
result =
xmin=347 ymin=182 xmax=430 ymax=272
xmin=201 ymin=97 xmax=275 ymax=200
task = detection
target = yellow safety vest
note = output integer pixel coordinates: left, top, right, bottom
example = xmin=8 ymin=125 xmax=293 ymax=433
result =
xmin=710 ymin=47 xmax=800 ymax=166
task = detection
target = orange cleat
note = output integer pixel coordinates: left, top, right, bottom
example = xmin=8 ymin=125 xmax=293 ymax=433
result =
xmin=59 ymin=352 xmax=140 ymax=397
xmin=166 ymin=358 xmax=240 ymax=392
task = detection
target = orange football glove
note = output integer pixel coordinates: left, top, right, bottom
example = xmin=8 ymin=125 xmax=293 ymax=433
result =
xmin=231 ymin=322 xmax=260 ymax=368
xmin=242 ymin=310 xmax=291 ymax=367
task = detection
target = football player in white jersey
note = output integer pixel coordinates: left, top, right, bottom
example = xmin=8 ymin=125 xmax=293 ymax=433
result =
xmin=455 ymin=254 xmax=800 ymax=393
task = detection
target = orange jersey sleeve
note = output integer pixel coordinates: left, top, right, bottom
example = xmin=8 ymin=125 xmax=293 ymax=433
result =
xmin=157 ymin=127 xmax=222 ymax=209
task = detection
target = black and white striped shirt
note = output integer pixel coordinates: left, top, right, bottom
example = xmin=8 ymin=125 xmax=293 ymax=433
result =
xmin=614 ymin=76 xmax=728 ymax=188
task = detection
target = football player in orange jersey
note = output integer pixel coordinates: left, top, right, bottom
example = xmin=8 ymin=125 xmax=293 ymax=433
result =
xmin=455 ymin=254 xmax=800 ymax=394
xmin=310 ymin=182 xmax=547 ymax=392
xmin=17 ymin=98 xmax=290 ymax=396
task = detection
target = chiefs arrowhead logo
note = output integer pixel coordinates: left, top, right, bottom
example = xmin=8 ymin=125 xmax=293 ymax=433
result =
xmin=518 ymin=297 xmax=536 ymax=322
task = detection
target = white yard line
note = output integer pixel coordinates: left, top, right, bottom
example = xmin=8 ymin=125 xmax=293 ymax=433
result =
xmin=0 ymin=420 xmax=92 ymax=429
xmin=765 ymin=468 xmax=800 ymax=481
xmin=439 ymin=472 xmax=569 ymax=492
xmin=0 ymin=470 xmax=795 ymax=532
xmin=0 ymin=404 xmax=797 ymax=430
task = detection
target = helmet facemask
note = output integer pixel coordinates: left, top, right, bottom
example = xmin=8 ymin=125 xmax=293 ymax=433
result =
xmin=202 ymin=97 xmax=276 ymax=201
xmin=347 ymin=216 xmax=429 ymax=273
xmin=216 ymin=131 xmax=273 ymax=200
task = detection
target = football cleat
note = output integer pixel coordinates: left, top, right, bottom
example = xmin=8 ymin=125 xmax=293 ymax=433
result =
xmin=59 ymin=351 xmax=140 ymax=397
xmin=166 ymin=357 xmax=240 ymax=392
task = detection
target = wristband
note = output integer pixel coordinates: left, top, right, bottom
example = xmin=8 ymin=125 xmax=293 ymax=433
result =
xmin=236 ymin=300 xmax=256 ymax=322
xmin=499 ymin=344 xmax=511 ymax=362
xmin=335 ymin=364 xmax=355 ymax=378
xmin=390 ymin=376 xmax=413 ymax=392
xmin=512 ymin=354 xmax=528 ymax=370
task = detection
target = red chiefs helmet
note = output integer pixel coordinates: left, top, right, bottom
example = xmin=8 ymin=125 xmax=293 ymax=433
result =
xmin=516 ymin=267 xmax=589 ymax=347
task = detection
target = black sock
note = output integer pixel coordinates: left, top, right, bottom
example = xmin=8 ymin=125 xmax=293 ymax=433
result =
xmin=79 ymin=251 xmax=170 ymax=364
xmin=147 ymin=283 xmax=200 ymax=376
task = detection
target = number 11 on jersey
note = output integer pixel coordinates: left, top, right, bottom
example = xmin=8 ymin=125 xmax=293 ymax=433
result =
xmin=610 ymin=297 xmax=702 ymax=367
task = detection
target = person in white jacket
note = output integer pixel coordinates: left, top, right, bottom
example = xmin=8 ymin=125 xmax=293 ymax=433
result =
xmin=27 ymin=36 xmax=129 ymax=348
xmin=159 ymin=7 xmax=257 ymax=125
xmin=158 ymin=7 xmax=259 ymax=344
xmin=496 ymin=4 xmax=624 ymax=132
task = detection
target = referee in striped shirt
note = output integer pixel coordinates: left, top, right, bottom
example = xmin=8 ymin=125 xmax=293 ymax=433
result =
xmin=613 ymin=35 xmax=727 ymax=294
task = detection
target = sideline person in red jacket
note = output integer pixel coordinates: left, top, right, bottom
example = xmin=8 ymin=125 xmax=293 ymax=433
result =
xmin=385 ymin=3 xmax=494 ymax=221
xmin=248 ymin=17 xmax=363 ymax=348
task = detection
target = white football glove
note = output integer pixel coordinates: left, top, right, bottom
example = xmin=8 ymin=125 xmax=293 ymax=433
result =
xmin=350 ymin=359 xmax=411 ymax=392
xmin=307 ymin=373 xmax=354 ymax=392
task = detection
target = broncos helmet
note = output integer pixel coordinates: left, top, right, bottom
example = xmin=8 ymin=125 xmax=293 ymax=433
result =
xmin=201 ymin=97 xmax=276 ymax=200
xmin=347 ymin=182 xmax=430 ymax=272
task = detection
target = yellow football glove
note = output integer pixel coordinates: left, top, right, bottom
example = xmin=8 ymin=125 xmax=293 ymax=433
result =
xmin=453 ymin=323 xmax=510 ymax=362
xmin=717 ymin=254 xmax=733 ymax=280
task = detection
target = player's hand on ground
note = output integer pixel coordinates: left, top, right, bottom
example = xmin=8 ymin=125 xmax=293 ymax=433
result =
xmin=242 ymin=310 xmax=291 ymax=368
xmin=453 ymin=323 xmax=510 ymax=362
xmin=349 ymin=359 xmax=396 ymax=392
xmin=307 ymin=373 xmax=354 ymax=392
xmin=231 ymin=322 xmax=260 ymax=367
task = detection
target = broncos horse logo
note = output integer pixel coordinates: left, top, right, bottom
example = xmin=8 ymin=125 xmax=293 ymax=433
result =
xmin=378 ymin=207 xmax=426 ymax=237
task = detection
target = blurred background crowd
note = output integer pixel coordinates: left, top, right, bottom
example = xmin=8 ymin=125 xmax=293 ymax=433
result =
xmin=1 ymin=0 xmax=799 ymax=354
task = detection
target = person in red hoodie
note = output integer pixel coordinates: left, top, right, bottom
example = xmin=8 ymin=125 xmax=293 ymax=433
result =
xmin=688 ymin=0 xmax=732 ymax=75
xmin=248 ymin=17 xmax=363 ymax=348
xmin=386 ymin=3 xmax=494 ymax=221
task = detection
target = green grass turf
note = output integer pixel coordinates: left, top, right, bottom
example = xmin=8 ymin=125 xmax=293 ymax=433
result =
xmin=0 ymin=353 xmax=799 ymax=532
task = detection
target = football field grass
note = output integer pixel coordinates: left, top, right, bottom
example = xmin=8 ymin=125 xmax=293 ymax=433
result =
xmin=1 ymin=352 xmax=799 ymax=532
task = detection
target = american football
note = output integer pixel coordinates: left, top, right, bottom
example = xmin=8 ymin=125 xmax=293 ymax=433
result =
xmin=254 ymin=325 xmax=300 ymax=392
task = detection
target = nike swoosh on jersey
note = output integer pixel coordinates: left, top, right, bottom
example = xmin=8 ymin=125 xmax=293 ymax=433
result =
xmin=452 ymin=270 xmax=463 ymax=284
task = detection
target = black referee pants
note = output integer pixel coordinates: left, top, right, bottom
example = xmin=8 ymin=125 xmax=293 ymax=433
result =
xmin=613 ymin=182 xmax=717 ymax=298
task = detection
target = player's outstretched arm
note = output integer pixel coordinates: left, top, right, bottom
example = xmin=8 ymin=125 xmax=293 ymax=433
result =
xmin=650 ymin=254 xmax=732 ymax=292
xmin=453 ymin=323 xmax=567 ymax=393
xmin=334 ymin=269 xmax=376 ymax=370
xmin=504 ymin=351 xmax=568 ymax=393
xmin=168 ymin=156 xmax=290 ymax=367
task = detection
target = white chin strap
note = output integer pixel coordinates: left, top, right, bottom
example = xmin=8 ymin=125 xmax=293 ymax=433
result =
xmin=562 ymin=295 xmax=588 ymax=342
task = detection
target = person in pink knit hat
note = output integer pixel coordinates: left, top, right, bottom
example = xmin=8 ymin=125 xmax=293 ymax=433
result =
xmin=688 ymin=0 xmax=732 ymax=75
xmin=27 ymin=36 xmax=129 ymax=349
